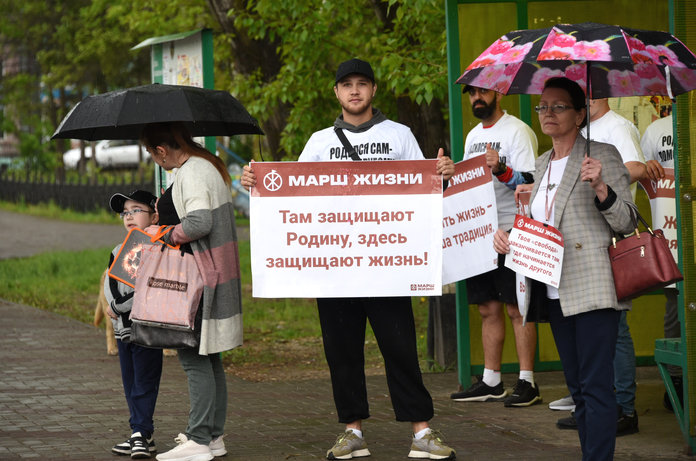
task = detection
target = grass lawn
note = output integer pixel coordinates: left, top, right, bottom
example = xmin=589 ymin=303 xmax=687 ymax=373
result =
xmin=0 ymin=202 xmax=436 ymax=381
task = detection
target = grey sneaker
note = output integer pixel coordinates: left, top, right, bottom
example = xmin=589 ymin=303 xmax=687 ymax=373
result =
xmin=326 ymin=430 xmax=370 ymax=460
xmin=548 ymin=394 xmax=575 ymax=411
xmin=408 ymin=429 xmax=456 ymax=460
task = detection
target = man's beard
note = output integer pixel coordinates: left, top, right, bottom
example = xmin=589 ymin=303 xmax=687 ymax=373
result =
xmin=341 ymin=98 xmax=372 ymax=119
xmin=472 ymin=99 xmax=495 ymax=120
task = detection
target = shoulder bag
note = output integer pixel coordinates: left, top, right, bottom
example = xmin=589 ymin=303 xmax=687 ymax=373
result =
xmin=130 ymin=226 xmax=204 ymax=349
xmin=608 ymin=207 xmax=682 ymax=301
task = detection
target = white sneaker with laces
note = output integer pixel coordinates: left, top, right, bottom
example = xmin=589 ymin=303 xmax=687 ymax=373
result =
xmin=155 ymin=433 xmax=213 ymax=461
xmin=209 ymin=435 xmax=226 ymax=457
xmin=548 ymin=394 xmax=575 ymax=411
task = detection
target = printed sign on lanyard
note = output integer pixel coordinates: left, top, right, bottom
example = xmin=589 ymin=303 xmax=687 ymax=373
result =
xmin=505 ymin=215 xmax=564 ymax=288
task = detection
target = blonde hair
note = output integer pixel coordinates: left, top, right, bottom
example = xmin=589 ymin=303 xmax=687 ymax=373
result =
xmin=140 ymin=122 xmax=231 ymax=186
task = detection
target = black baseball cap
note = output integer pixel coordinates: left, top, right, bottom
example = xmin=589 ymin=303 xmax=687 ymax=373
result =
xmin=335 ymin=58 xmax=375 ymax=84
xmin=109 ymin=190 xmax=157 ymax=213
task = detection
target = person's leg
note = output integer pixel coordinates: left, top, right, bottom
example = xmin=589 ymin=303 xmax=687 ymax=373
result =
xmin=507 ymin=303 xmax=536 ymax=374
xmin=366 ymin=297 xmax=433 ymax=423
xmin=117 ymin=339 xmax=137 ymax=430
xmin=317 ymin=298 xmax=369 ymax=424
xmin=479 ymin=300 xmax=505 ymax=381
xmin=129 ymin=344 xmax=163 ymax=437
xmin=548 ymin=300 xmax=584 ymax=449
xmin=177 ymin=348 xmax=216 ymax=445
xmin=614 ymin=310 xmax=636 ymax=416
xmin=209 ymin=352 xmax=227 ymax=438
xmin=664 ymin=288 xmax=681 ymax=376
xmin=575 ymin=308 xmax=620 ymax=461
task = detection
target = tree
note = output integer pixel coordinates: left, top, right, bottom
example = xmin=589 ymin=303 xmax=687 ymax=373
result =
xmin=206 ymin=0 xmax=449 ymax=160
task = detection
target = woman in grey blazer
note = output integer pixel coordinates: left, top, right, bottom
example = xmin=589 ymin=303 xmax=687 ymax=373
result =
xmin=493 ymin=77 xmax=635 ymax=461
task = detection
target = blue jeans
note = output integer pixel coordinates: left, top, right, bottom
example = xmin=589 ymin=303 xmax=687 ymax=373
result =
xmin=613 ymin=310 xmax=636 ymax=415
xmin=117 ymin=339 xmax=163 ymax=437
xmin=549 ymin=300 xmax=620 ymax=461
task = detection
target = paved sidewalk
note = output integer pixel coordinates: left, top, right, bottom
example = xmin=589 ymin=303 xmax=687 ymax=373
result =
xmin=0 ymin=299 xmax=690 ymax=460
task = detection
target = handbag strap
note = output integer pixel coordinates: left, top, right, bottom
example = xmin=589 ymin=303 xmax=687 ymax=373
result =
xmin=149 ymin=225 xmax=181 ymax=251
xmin=334 ymin=127 xmax=362 ymax=161
xmin=611 ymin=205 xmax=654 ymax=247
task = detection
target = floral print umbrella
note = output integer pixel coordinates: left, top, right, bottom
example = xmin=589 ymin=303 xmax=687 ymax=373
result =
xmin=457 ymin=22 xmax=696 ymax=100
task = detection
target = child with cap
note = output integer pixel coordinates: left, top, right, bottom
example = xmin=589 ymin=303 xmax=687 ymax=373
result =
xmin=105 ymin=189 xmax=163 ymax=460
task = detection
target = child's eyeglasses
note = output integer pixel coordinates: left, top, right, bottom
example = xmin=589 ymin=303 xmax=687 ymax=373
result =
xmin=120 ymin=209 xmax=150 ymax=219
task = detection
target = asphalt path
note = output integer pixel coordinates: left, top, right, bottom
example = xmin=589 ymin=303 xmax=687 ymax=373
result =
xmin=0 ymin=209 xmax=249 ymax=260
xmin=0 ymin=210 xmax=124 ymax=259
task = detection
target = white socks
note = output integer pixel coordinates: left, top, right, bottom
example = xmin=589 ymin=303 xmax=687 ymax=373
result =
xmin=482 ymin=368 xmax=501 ymax=387
xmin=414 ymin=428 xmax=431 ymax=440
xmin=347 ymin=428 xmax=363 ymax=439
xmin=519 ymin=370 xmax=535 ymax=386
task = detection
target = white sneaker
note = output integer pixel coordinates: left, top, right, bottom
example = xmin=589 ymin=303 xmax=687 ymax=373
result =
xmin=156 ymin=433 xmax=213 ymax=461
xmin=209 ymin=435 xmax=226 ymax=457
xmin=548 ymin=394 xmax=575 ymax=411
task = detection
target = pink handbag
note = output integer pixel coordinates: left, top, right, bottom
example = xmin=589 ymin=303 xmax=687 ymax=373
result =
xmin=130 ymin=227 xmax=204 ymax=348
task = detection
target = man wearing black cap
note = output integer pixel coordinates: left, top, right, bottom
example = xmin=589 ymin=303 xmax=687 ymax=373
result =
xmin=241 ymin=58 xmax=455 ymax=460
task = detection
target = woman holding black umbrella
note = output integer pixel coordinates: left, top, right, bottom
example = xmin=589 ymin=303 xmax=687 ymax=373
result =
xmin=493 ymin=77 xmax=635 ymax=461
xmin=141 ymin=122 xmax=242 ymax=461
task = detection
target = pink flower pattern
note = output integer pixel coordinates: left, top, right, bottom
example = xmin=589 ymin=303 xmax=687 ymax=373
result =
xmin=459 ymin=26 xmax=696 ymax=98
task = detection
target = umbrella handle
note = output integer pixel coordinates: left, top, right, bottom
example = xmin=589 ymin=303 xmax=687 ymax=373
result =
xmin=585 ymin=63 xmax=591 ymax=158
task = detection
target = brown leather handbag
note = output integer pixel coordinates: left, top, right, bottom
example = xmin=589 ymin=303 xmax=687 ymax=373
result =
xmin=608 ymin=208 xmax=683 ymax=301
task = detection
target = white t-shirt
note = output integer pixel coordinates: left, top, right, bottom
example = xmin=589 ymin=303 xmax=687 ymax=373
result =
xmin=299 ymin=119 xmax=424 ymax=162
xmin=640 ymin=115 xmax=673 ymax=169
xmin=580 ymin=109 xmax=645 ymax=198
xmin=464 ymin=112 xmax=537 ymax=231
xmin=531 ymin=155 xmax=569 ymax=300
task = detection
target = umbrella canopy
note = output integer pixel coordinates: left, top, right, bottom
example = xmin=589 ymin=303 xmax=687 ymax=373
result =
xmin=52 ymin=83 xmax=264 ymax=141
xmin=457 ymin=22 xmax=696 ymax=100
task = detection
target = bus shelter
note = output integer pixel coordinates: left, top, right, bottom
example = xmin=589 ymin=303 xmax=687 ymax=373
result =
xmin=445 ymin=0 xmax=696 ymax=451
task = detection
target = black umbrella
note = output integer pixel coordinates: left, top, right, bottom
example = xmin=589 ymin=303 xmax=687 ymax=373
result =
xmin=52 ymin=83 xmax=264 ymax=141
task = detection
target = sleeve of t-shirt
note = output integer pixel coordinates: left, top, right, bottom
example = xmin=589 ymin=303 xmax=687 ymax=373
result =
xmin=640 ymin=124 xmax=658 ymax=163
xmin=400 ymin=127 xmax=425 ymax=160
xmin=298 ymin=132 xmax=321 ymax=163
xmin=508 ymin=124 xmax=537 ymax=173
xmin=614 ymin=123 xmax=645 ymax=164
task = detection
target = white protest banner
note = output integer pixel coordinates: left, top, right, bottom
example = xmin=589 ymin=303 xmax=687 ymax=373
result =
xmin=639 ymin=168 xmax=678 ymax=262
xmin=442 ymin=156 xmax=497 ymax=285
xmin=250 ymin=160 xmax=443 ymax=298
xmin=505 ymin=215 xmax=564 ymax=287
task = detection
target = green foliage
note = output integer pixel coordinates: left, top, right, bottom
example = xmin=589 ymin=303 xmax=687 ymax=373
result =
xmin=227 ymin=0 xmax=447 ymax=158
xmin=1 ymin=0 xmax=449 ymax=168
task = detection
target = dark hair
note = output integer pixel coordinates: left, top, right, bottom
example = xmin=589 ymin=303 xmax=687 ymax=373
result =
xmin=543 ymin=77 xmax=588 ymax=128
xmin=140 ymin=122 xmax=231 ymax=186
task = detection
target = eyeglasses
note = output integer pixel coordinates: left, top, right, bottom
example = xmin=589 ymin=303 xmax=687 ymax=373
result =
xmin=534 ymin=104 xmax=573 ymax=114
xmin=120 ymin=209 xmax=151 ymax=219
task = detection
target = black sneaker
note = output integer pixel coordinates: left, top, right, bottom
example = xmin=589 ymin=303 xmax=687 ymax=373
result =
xmin=111 ymin=433 xmax=156 ymax=457
xmin=556 ymin=411 xmax=577 ymax=430
xmin=450 ymin=375 xmax=507 ymax=402
xmin=504 ymin=379 xmax=542 ymax=407
xmin=130 ymin=433 xmax=152 ymax=459
xmin=616 ymin=410 xmax=639 ymax=436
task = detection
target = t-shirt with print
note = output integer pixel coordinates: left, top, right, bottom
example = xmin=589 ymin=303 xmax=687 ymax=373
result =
xmin=463 ymin=111 xmax=537 ymax=231
xmin=640 ymin=115 xmax=673 ymax=169
xmin=298 ymin=119 xmax=424 ymax=162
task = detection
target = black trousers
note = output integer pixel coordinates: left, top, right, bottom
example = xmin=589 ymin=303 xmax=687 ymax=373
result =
xmin=317 ymin=296 xmax=434 ymax=424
